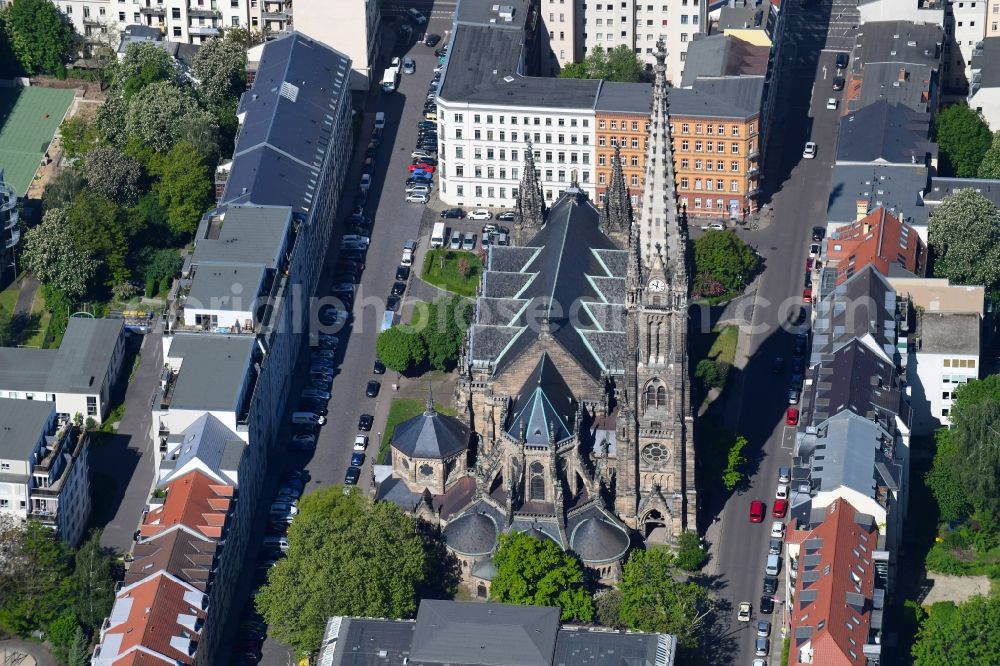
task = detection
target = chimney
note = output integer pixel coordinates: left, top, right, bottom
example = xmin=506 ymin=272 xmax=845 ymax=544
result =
xmin=856 ymin=199 xmax=869 ymax=221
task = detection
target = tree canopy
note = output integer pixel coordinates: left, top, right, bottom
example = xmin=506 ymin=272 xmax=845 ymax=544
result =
xmin=928 ymin=188 xmax=1000 ymax=291
xmin=21 ymin=208 xmax=97 ymax=301
xmin=376 ymin=325 xmax=427 ymax=373
xmin=255 ymin=489 xmax=449 ymax=656
xmin=418 ymin=296 xmax=473 ymax=372
xmin=912 ymin=596 xmax=1000 ymax=665
xmin=126 ymin=82 xmax=218 ymax=153
xmin=977 ymin=130 xmax=1000 ymax=179
xmin=693 ymin=230 xmax=760 ymax=299
xmin=618 ymin=547 xmax=709 ymax=648
xmin=1 ymin=0 xmax=74 ymax=75
xmin=935 ymin=104 xmax=992 ymax=178
xmin=155 ymin=141 xmax=213 ymax=236
xmin=192 ymin=36 xmax=247 ymax=106
xmin=559 ymin=45 xmax=645 ymax=82
xmin=84 ymin=146 xmax=144 ymax=206
xmin=941 ymin=376 xmax=1000 ymax=515
xmin=489 ymin=532 xmax=593 ymax=621
xmin=925 ymin=428 xmax=971 ymax=522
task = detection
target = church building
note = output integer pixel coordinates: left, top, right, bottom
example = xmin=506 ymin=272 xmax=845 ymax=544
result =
xmin=374 ymin=43 xmax=696 ymax=594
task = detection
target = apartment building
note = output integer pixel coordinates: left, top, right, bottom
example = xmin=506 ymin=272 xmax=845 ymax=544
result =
xmin=595 ymin=82 xmax=650 ymax=205
xmin=969 ymin=37 xmax=1000 ymax=127
xmin=889 ymin=276 xmax=985 ymax=433
xmin=824 ymin=205 xmax=927 ymax=284
xmin=55 ymin=0 xmax=252 ymax=47
xmin=946 ymin=0 xmax=986 ymax=93
xmin=785 ymin=500 xmax=885 ymax=665
xmin=0 ymin=318 xmax=127 ymax=425
xmin=540 ymin=0 xmax=583 ymax=73
xmin=0 ymin=170 xmax=19 ymax=283
xmin=0 ymin=399 xmax=91 ymax=545
xmin=292 ymin=0 xmax=382 ymax=90
xmin=989 ymin=0 xmax=1000 ymax=33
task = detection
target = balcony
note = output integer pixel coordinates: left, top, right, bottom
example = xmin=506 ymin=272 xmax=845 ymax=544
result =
xmin=263 ymin=10 xmax=291 ymax=20
xmin=140 ymin=5 xmax=166 ymax=15
xmin=188 ymin=25 xmax=220 ymax=35
xmin=188 ymin=5 xmax=220 ymax=17
xmin=748 ymin=149 xmax=760 ymax=161
xmin=82 ymin=15 xmax=102 ymax=25
xmin=27 ymin=508 xmax=57 ymax=526
xmin=747 ymin=165 xmax=760 ymax=176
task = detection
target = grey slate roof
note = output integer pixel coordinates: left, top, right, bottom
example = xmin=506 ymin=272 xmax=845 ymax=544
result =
xmin=835 ymin=100 xmax=933 ymax=165
xmin=595 ymin=81 xmax=652 ymax=113
xmin=192 ymin=206 xmax=292 ymax=268
xmin=223 ymin=32 xmax=351 ymax=213
xmin=854 ymin=21 xmax=943 ymax=67
xmin=810 ymin=266 xmax=899 ymax=365
xmin=807 ymin=338 xmax=906 ymax=427
xmin=0 ymin=318 xmax=124 ymax=395
xmin=826 ymin=164 xmax=929 ymax=226
xmin=848 ymin=21 xmax=943 ymax=113
xmin=442 ymin=507 xmax=501 ymax=556
xmin=568 ymin=509 xmax=631 ymax=563
xmin=390 ymin=405 xmax=470 ymax=460
xmin=0 ymin=398 xmax=52 ymax=461
xmin=469 ymin=189 xmax=628 ymax=379
xmin=165 ymin=335 xmax=255 ymax=412
xmin=165 ymin=413 xmax=244 ymax=484
xmin=669 ymin=78 xmax=765 ymax=119
xmin=851 ymin=62 xmax=937 ymax=113
xmin=680 ymin=34 xmax=770 ymax=87
xmin=798 ymin=411 xmax=901 ymax=497
xmin=505 ymin=354 xmax=576 ymax=446
xmin=922 ymin=176 xmax=1000 ymax=209
xmin=409 ymin=601 xmax=560 ymax=666
xmin=186 ymin=264 xmax=266 ymax=314
xmin=919 ymin=312 xmax=981 ymax=354
xmin=972 ymin=37 xmax=1000 ymax=87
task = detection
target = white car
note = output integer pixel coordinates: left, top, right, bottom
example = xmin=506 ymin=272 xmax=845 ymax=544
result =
xmin=738 ymin=602 xmax=752 ymax=622
xmin=359 ymin=174 xmax=371 ymax=191
xmin=826 ymin=98 xmax=837 ymax=110
xmin=775 ymin=484 xmax=788 ymax=500
xmin=353 ymin=435 xmax=369 ymax=451
xmin=803 ymin=141 xmax=817 ymax=159
xmin=406 ymin=192 xmax=429 ymax=204
xmin=374 ymin=112 xmax=385 ymax=129
xmin=770 ymin=521 xmax=785 ymax=539
xmin=700 ymin=222 xmax=725 ymax=231
xmin=449 ymin=232 xmax=462 ymax=250
xmin=390 ymin=56 xmax=401 ymax=68
xmin=468 ymin=209 xmax=492 ymax=221
xmin=412 ymin=150 xmax=436 ymax=160
xmin=402 ymin=57 xmax=415 ymax=74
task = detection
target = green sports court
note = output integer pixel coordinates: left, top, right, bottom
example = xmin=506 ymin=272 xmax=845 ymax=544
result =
xmin=0 ymin=86 xmax=74 ymax=195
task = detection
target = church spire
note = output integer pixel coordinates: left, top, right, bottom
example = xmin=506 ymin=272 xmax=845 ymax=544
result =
xmin=636 ymin=39 xmax=682 ymax=274
xmin=516 ymin=138 xmax=545 ymax=240
xmin=602 ymin=144 xmax=632 ymax=234
xmin=424 ymin=382 xmax=436 ymax=417
xmin=626 ymin=212 xmax=643 ymax=307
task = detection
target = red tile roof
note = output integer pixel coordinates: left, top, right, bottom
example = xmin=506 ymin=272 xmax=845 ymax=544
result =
xmin=140 ymin=469 xmax=233 ymax=540
xmin=826 ymin=206 xmax=926 ymax=285
xmin=98 ymin=572 xmax=206 ymax=665
xmin=789 ymin=500 xmax=877 ymax=665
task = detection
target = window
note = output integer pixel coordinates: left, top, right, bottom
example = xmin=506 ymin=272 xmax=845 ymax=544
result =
xmin=681 ymin=123 xmax=689 ymax=133
xmin=455 ymin=128 xmax=463 ymax=139
xmin=695 ymin=159 xmax=702 ymax=170
xmin=631 ymin=155 xmax=638 ymax=166
xmin=731 ymin=143 xmax=739 ymax=154
xmin=681 ymin=159 xmax=689 ymax=169
xmin=731 ymin=180 xmax=739 ymax=192
xmin=457 ymin=185 xmax=464 ymax=196
xmin=731 ymin=160 xmax=739 ymax=172
xmin=680 ymin=177 xmax=689 ymax=188
xmin=599 ymin=173 xmax=607 ymax=184
xmin=681 ymin=33 xmax=688 ymax=42
xmin=173 ymin=26 xmax=182 ymax=36
xmin=716 ymin=179 xmax=724 ymax=190
xmin=119 ymin=11 xmax=125 ymax=20
xmin=475 ymin=186 xmax=483 ymax=197
xmin=456 ymin=146 xmax=464 ymax=159
xmin=86 ymin=396 xmax=97 ymax=416
xmin=455 ymin=113 xmax=464 ymax=123
xmin=717 ymin=160 xmax=725 ymax=170
xmin=681 ymin=140 xmax=689 ymax=151
xmin=599 ymin=155 xmax=607 ymax=166
xmin=694 ymin=178 xmax=702 ymax=190
xmin=631 ymin=175 xmax=639 ymax=185
xmin=694 ymin=141 xmax=703 ymax=152
xmin=731 ymin=125 xmax=740 ymax=136
xmin=0 ymin=462 xmax=9 ymax=471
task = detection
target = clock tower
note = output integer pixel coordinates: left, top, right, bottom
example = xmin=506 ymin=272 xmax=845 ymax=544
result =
xmin=616 ymin=40 xmax=696 ymax=545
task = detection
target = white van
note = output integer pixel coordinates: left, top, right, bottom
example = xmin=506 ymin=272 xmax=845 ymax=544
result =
xmin=291 ymin=411 xmax=326 ymax=426
xmin=765 ymin=553 xmax=780 ymax=576
xmin=431 ymin=222 xmax=446 ymax=248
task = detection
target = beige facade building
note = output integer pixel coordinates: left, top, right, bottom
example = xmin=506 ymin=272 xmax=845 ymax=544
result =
xmin=292 ymin=0 xmax=381 ymax=90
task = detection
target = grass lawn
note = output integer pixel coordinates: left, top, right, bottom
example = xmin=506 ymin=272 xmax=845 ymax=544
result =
xmin=422 ymin=249 xmax=482 ymax=297
xmin=692 ymin=325 xmax=738 ymax=366
xmin=0 ymin=281 xmax=17 ymax=315
xmin=378 ymin=397 xmax=457 ymax=463
xmin=21 ymin=287 xmax=51 ymax=348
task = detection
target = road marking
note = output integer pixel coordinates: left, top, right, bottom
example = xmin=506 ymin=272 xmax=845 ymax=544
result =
xmin=782 ymin=426 xmax=796 ymax=451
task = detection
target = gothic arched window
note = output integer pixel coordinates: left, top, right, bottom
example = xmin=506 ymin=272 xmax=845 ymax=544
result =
xmin=657 ymin=386 xmax=666 ymax=407
xmin=530 ymin=475 xmax=545 ymax=501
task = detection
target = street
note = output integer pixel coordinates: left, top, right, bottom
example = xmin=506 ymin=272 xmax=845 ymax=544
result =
xmin=706 ymin=0 xmax=850 ymax=663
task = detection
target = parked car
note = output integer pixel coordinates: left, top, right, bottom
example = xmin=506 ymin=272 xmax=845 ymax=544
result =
xmin=373 ymin=359 xmax=386 ymax=374
xmin=412 ymin=149 xmax=436 ymax=160
xmin=785 ymin=407 xmax=799 ymax=426
xmin=762 ymin=577 xmax=777 ymax=596
xmin=301 ymin=389 xmax=330 ymax=401
xmin=353 ymin=434 xmax=369 ymax=451
xmin=737 ymin=602 xmax=752 ymax=622
xmin=755 ymin=637 xmax=770 ymax=657
xmin=803 ymin=287 xmax=812 ymax=303
xmin=407 ymin=7 xmax=427 ymax=24
xmin=406 ymin=192 xmax=430 ymax=204
xmin=482 ymin=223 xmax=509 ymax=235
xmin=449 ymin=231 xmax=462 ymax=250
xmin=832 ymin=76 xmax=845 ymax=90
xmin=468 ymin=209 xmax=492 ymax=221
xmin=496 ymin=211 xmax=517 ymax=222
xmin=424 ymin=33 xmax=441 ymax=46
xmin=787 ymin=387 xmax=799 ymax=404
xmin=749 ymin=500 xmax=765 ymax=523
xmin=395 ymin=265 xmax=410 ymax=281
xmin=835 ymin=52 xmax=849 ymax=69
xmin=366 ymin=380 xmax=381 ymax=397
xmin=411 ymin=168 xmax=433 ymax=179
xmin=759 ymin=596 xmax=774 ymax=614
xmin=345 ymin=466 xmax=361 ymax=485
xmin=269 ymin=502 xmax=298 ymax=517
xmin=440 ymin=207 xmax=465 ymax=219
xmin=359 ymin=173 xmax=371 ymax=190
xmin=358 ymin=414 xmax=374 ymax=431
xmin=778 ymin=466 xmax=791 ymax=483
xmin=772 ymin=499 xmax=788 ymax=518
xmin=757 ymin=620 xmax=771 ymax=639
xmin=826 ymin=97 xmax=838 ymax=110
xmin=810 ymin=243 xmax=821 ymax=257
xmin=462 ymin=232 xmax=477 ymax=250
xmin=409 ymin=163 xmax=435 ymax=173
xmin=402 ymin=56 xmax=415 ymax=74
xmin=770 ymin=521 xmax=785 ymax=539
xmin=391 ymin=281 xmax=406 ymax=296
xmin=351 ymin=452 xmax=366 ymax=467
xmin=803 ymin=141 xmax=817 ymax=159
xmin=776 ymin=484 xmax=788 ymax=500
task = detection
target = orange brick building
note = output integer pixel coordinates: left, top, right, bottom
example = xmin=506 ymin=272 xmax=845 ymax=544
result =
xmin=594 ymin=82 xmax=651 ymax=207
xmin=826 ymin=204 xmax=927 ymax=285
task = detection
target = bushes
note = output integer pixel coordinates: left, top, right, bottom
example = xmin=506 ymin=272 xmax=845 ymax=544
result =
xmin=694 ymin=358 xmax=730 ymax=391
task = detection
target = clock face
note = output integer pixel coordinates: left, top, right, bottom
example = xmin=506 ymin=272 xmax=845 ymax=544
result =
xmin=648 ymin=279 xmax=666 ymax=293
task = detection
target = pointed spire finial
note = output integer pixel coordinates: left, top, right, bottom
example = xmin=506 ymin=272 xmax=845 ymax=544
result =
xmin=517 ymin=138 xmax=545 ymax=237
xmin=424 ymin=382 xmax=436 ymax=416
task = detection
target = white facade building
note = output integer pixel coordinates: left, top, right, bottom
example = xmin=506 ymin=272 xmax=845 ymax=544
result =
xmin=55 ymin=0 xmax=252 ymax=47
xmin=947 ymin=0 xmax=987 ymax=91
xmin=540 ymin=0 xmax=583 ymax=73
xmin=0 ymin=399 xmax=91 ymax=545
xmin=0 ymin=318 xmax=127 ymax=425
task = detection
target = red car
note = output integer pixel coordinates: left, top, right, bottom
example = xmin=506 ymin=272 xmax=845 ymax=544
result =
xmin=409 ymin=163 xmax=436 ymax=173
xmin=772 ymin=499 xmax=788 ymax=518
xmin=803 ymin=287 xmax=813 ymax=304
xmin=750 ymin=499 xmax=765 ymax=523
xmin=786 ymin=407 xmax=799 ymax=426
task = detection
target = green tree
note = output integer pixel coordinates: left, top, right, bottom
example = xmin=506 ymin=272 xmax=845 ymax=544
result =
xmin=66 ymin=190 xmax=130 ymax=288
xmin=928 ymin=188 xmax=1000 ymax=290
xmin=21 ymin=208 xmax=98 ymax=301
xmin=722 ymin=435 xmax=748 ymax=491
xmin=67 ymin=625 xmax=90 ymax=666
xmin=946 ymin=376 xmax=1000 ymax=514
xmin=558 ymin=61 xmax=588 ymax=78
xmin=255 ymin=489 xmax=436 ymax=656
xmin=674 ymin=530 xmax=708 ymax=572
xmin=490 ymin=532 xmax=593 ymax=621
xmin=155 ymin=141 xmax=212 ymax=237
xmin=221 ymin=26 xmax=268 ymax=49
xmin=43 ymin=166 xmax=86 ymax=211
xmin=619 ymin=548 xmax=709 ymax=648
xmin=0 ymin=521 xmax=75 ymax=637
xmin=694 ymin=358 xmax=723 ymax=389
xmin=46 ymin=610 xmax=79 ymax=664
xmin=1 ymin=0 xmax=73 ymax=75
xmin=594 ymin=589 xmax=625 ymax=628
xmin=376 ymin=325 xmax=427 ymax=373
xmin=125 ymin=81 xmax=217 ymax=153
xmin=693 ymin=230 xmax=760 ymax=297
xmin=419 ymin=296 xmax=472 ymax=372
xmin=115 ymin=41 xmax=178 ymax=99
xmin=84 ymin=146 xmax=144 ymax=206
xmin=558 ymin=45 xmax=645 ymax=82
xmin=192 ymin=36 xmax=247 ymax=107
xmin=72 ymin=530 xmax=116 ymax=632
xmin=59 ymin=115 xmax=102 ymax=161
xmin=925 ymin=428 xmax=972 ymax=522
xmin=912 ymin=595 xmax=1000 ymax=665
xmin=934 ymin=104 xmax=993 ymax=178
xmin=978 ymin=131 xmax=1000 ymax=179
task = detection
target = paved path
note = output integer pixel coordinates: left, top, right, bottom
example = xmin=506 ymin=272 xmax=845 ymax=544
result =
xmin=0 ymin=639 xmax=56 ymax=666
xmin=94 ymin=327 xmax=163 ymax=554
xmin=12 ymin=275 xmax=38 ymax=316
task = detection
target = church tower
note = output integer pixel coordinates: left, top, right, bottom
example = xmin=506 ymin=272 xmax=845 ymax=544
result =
xmin=515 ymin=138 xmax=545 ymax=244
xmin=617 ymin=40 xmax=696 ymax=545
xmin=602 ymin=144 xmax=632 ymax=241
